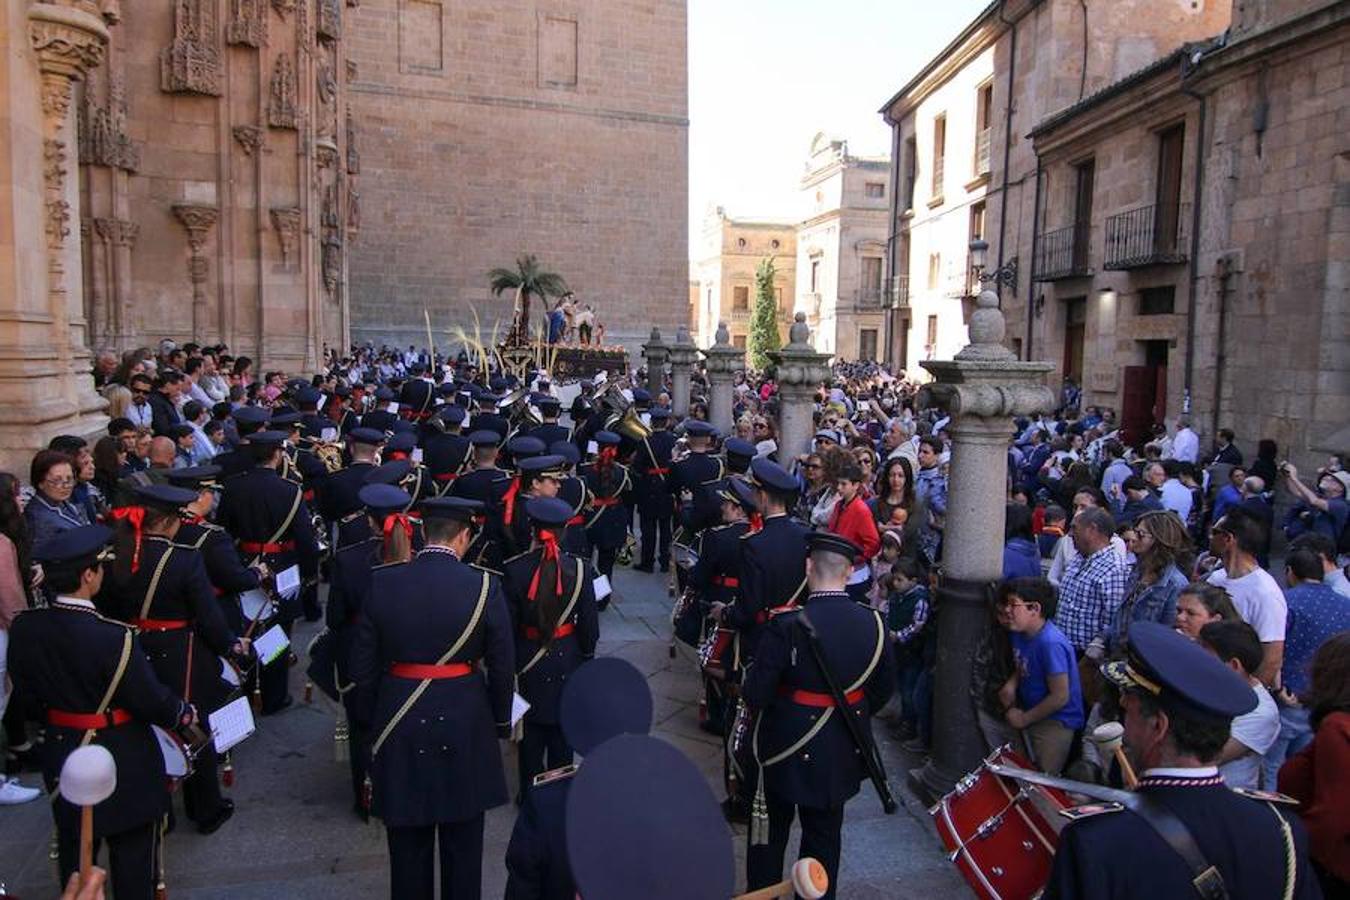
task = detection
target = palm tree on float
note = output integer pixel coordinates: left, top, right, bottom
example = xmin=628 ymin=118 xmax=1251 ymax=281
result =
xmin=489 ymin=254 xmax=570 ymax=346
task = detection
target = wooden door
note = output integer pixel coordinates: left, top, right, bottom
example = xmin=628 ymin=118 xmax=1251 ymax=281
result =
xmin=1121 ymin=365 xmax=1156 ymax=449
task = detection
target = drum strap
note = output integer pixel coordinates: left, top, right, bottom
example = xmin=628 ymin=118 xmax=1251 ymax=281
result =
xmin=518 ymin=558 xmax=583 ymax=677
xmin=370 ymin=573 xmax=489 ymax=757
xmin=1129 ymin=794 xmax=1230 ymax=899
xmin=249 ymin=487 xmax=303 ymax=567
xmin=81 ymin=631 xmax=133 ymax=749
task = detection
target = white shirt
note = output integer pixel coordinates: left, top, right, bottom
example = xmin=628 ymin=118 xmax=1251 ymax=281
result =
xmin=127 ymin=401 xmax=152 ymax=429
xmin=1220 ymin=682 xmax=1280 ymax=789
xmin=1206 ymin=566 xmax=1288 ymax=643
xmin=1173 ymin=427 xmax=1199 ymax=463
xmin=1160 ymin=478 xmax=1193 ymax=522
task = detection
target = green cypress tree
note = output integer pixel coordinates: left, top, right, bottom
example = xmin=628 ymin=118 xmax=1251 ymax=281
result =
xmin=747 ymin=257 xmax=782 ymax=370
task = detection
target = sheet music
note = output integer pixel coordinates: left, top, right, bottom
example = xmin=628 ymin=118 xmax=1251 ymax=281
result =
xmin=593 ymin=574 xmax=612 ymax=600
xmin=316 ymin=394 xmax=327 ymax=412
xmin=320 ymin=427 xmax=338 ymax=442
xmin=511 ymin=692 xmax=531 ymax=728
xmin=411 ymin=447 xmax=424 ymax=464
xmin=274 ymin=565 xmax=301 ymax=599
xmin=387 ymin=401 xmax=399 ymax=414
xmin=587 ymin=441 xmax=599 ymax=456
xmin=209 ymin=696 xmax=257 ymax=754
xmin=253 ymin=624 xmax=291 ymax=665
xmin=239 ymin=588 xmax=273 ymax=622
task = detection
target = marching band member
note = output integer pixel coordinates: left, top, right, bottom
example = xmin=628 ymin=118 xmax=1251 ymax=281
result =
xmin=216 ymin=430 xmax=320 ymax=714
xmin=501 ymin=497 xmax=600 ymax=795
xmin=452 ymin=431 xmax=514 ymax=572
xmin=350 ymin=496 xmax=514 ymax=900
xmin=579 ymin=431 xmax=631 ymax=604
xmin=320 ymin=427 xmax=386 ymax=550
xmin=668 ymin=419 xmax=725 ymax=539
xmin=524 ymin=396 xmax=570 ymax=448
xmin=425 ymin=405 xmax=472 ymax=496
xmin=632 ymin=406 xmax=676 ymax=574
xmin=100 ymin=483 xmax=251 ymax=834
xmin=740 ymin=532 xmax=895 ymax=899
xmin=549 ymin=441 xmax=592 ymax=559
xmin=9 ymin=525 xmax=200 ymax=899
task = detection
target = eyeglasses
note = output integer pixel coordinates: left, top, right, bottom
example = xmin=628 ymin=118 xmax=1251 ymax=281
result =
xmin=43 ymin=476 xmax=76 ymax=487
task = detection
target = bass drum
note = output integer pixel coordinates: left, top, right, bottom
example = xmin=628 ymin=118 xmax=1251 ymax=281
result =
xmin=931 ymin=745 xmax=1071 ymax=900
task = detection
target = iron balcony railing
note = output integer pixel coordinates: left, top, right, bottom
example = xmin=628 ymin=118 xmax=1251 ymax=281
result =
xmin=888 ymin=274 xmax=910 ymax=309
xmin=1104 ymin=202 xmax=1190 ymax=269
xmin=975 ymin=128 xmax=992 ymax=176
xmin=1033 ymin=222 xmax=1093 ymax=281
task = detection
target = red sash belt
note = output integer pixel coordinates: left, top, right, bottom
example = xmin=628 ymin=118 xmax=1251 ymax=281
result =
xmin=388 ymin=662 xmax=474 ymax=679
xmin=592 ymin=497 xmax=621 ymax=508
xmin=779 ymin=687 xmax=865 ymax=708
xmin=712 ymin=576 xmax=739 ymax=588
xmin=239 ymin=540 xmax=295 ymax=554
xmin=47 ymin=708 xmax=132 ymax=729
xmin=402 ymin=409 xmax=434 ymax=422
xmin=522 ymin=622 xmax=575 ymax=641
xmin=646 ymin=467 xmax=670 ymax=476
xmin=303 ymin=489 xmax=316 ymax=503
xmin=566 ymin=515 xmax=586 ymax=527
xmin=133 ymin=618 xmax=190 ymax=632
xmin=433 ymin=472 xmax=459 ymax=482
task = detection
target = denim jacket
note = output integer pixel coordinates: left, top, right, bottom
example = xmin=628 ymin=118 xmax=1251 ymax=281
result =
xmin=1111 ymin=563 xmax=1188 ymax=650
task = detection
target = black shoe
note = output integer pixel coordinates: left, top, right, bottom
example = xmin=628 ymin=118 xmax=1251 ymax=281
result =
xmin=352 ymin=801 xmax=370 ymax=823
xmin=658 ymin=563 xmax=669 ymax=573
xmin=698 ymin=719 xmax=724 ymax=737
xmin=261 ymin=695 xmax=294 ymax=716
xmin=721 ymin=798 xmax=749 ymax=824
xmin=196 ymin=800 xmax=234 ymax=835
xmin=632 ymin=563 xmax=654 ymax=573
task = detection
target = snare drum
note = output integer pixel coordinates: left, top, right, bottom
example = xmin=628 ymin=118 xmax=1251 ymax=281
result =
xmin=697 ymin=626 xmax=738 ymax=681
xmin=152 ymin=725 xmax=204 ymax=781
xmin=931 ymin=746 xmax=1071 ymax=900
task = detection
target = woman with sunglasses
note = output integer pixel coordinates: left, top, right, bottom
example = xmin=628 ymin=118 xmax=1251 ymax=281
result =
xmin=24 ymin=450 xmax=91 ymax=548
xmin=1109 ymin=510 xmax=1194 ymax=652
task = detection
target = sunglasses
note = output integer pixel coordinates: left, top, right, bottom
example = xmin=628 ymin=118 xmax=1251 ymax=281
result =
xmin=803 ymin=463 xmax=821 ymax=470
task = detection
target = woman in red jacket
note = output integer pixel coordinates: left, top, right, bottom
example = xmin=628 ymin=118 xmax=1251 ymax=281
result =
xmin=1278 ymin=630 xmax=1350 ymax=897
xmin=828 ymin=460 xmax=881 ymax=604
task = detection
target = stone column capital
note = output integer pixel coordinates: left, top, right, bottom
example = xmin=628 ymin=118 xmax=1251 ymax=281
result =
xmin=172 ymin=203 xmax=218 ymax=250
xmin=28 ymin=3 xmax=110 ymax=82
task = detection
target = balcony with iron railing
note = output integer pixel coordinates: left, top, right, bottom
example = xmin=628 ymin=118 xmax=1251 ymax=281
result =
xmin=888 ymin=274 xmax=910 ymax=309
xmin=1033 ymin=222 xmax=1093 ymax=281
xmin=1104 ymin=202 xmax=1189 ymax=269
xmin=974 ymin=128 xmax=992 ymax=177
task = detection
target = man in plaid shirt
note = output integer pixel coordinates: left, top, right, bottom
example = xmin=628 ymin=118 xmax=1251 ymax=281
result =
xmin=1054 ymin=507 xmax=1129 ymax=656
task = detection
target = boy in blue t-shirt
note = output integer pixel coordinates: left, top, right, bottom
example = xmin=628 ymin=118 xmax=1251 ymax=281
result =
xmin=996 ymin=576 xmax=1085 ymax=775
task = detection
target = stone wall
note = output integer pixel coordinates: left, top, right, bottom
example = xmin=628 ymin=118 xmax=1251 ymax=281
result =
xmin=78 ymin=0 xmax=353 ymax=373
xmin=345 ymin=0 xmax=689 ymax=356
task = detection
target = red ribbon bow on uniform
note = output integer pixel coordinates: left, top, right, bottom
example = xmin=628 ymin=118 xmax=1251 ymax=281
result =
xmin=110 ymin=505 xmax=146 ymax=573
xmin=502 ymin=476 xmax=522 ymax=525
xmin=597 ymin=445 xmax=617 ymax=470
xmin=748 ymin=512 xmax=764 ymax=534
xmin=527 ymin=529 xmax=564 ymax=603
xmin=381 ymin=512 xmax=414 ymax=553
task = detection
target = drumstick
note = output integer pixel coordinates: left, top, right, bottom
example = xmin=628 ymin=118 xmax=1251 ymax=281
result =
xmin=731 ymin=857 xmax=828 ymax=900
xmin=58 ymin=746 xmax=117 ymax=891
xmin=1089 ymin=721 xmax=1138 ymax=790
xmin=1113 ymin=746 xmax=1138 ymax=790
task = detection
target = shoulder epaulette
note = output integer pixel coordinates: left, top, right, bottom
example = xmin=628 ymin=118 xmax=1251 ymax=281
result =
xmin=1231 ymin=787 xmax=1299 ymax=806
xmin=1058 ymin=801 xmax=1126 ymax=821
xmin=532 ymin=763 xmax=578 ymax=787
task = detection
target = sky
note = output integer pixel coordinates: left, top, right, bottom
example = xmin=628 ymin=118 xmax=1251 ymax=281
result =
xmin=687 ymin=0 xmax=991 ymax=259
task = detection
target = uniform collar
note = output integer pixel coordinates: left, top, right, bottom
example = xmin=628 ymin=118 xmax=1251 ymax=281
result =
xmin=1138 ymin=766 xmax=1224 ymax=788
xmin=54 ymin=596 xmax=96 ymax=611
xmin=1142 ymin=766 xmax=1219 ymax=778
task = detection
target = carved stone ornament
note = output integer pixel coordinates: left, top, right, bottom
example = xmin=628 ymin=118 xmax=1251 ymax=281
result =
xmin=315 ymin=56 xmax=337 ymax=140
xmin=79 ymin=73 xmax=140 ymax=171
xmin=172 ymin=204 xmax=218 ymax=316
xmin=269 ymin=206 xmax=301 ymax=265
xmin=94 ymin=217 xmax=139 ymax=247
xmin=161 ymin=0 xmax=223 ymax=96
xmin=322 ymin=233 xmax=342 ymax=295
xmin=346 ymin=184 xmax=360 ymax=233
xmin=267 ymin=53 xmax=298 ymax=129
xmin=232 ymin=125 xmax=264 ymax=156
xmin=345 ymin=111 xmax=359 ymax=174
xmin=317 ymin=0 xmax=340 ymax=41
xmin=271 ymin=0 xmax=295 ymax=19
xmin=226 ymin=0 xmax=267 ymax=48
xmin=29 ymin=15 xmax=108 ymax=82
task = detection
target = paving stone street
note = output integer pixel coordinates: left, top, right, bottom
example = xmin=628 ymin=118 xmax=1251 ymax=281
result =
xmin=1 ymin=566 xmax=965 ymax=898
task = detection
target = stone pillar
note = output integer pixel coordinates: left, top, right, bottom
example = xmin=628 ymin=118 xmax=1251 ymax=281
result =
xmin=700 ymin=321 xmax=742 ymax=434
xmin=768 ymin=312 xmax=833 ymax=462
xmin=667 ymin=325 xmax=698 ymax=419
xmin=909 ymin=290 xmax=1055 ymax=803
xmin=641 ymin=327 xmax=669 ymax=399
xmin=0 ymin=0 xmax=113 ymax=472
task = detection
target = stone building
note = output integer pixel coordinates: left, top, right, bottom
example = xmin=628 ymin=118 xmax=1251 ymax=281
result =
xmin=1026 ymin=0 xmax=1349 ymax=460
xmin=794 ymin=134 xmax=891 ymax=361
xmin=692 ymin=207 xmax=796 ymax=353
xmin=345 ymin=0 xmax=689 ymax=354
xmin=880 ymin=0 xmax=1231 ymax=375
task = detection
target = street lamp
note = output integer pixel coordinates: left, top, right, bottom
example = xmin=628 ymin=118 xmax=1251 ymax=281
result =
xmin=969 ymin=238 xmax=1018 ymax=292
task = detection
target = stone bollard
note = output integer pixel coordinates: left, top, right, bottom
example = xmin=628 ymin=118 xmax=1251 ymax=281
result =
xmin=700 ymin=322 xmax=743 ymax=435
xmin=667 ymin=325 xmax=699 ymax=419
xmin=909 ymin=290 xmax=1056 ymax=803
xmin=641 ymin=327 xmax=669 ymax=400
xmin=767 ymin=313 xmax=833 ymax=464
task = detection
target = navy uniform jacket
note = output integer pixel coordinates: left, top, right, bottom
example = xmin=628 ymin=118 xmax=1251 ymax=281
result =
xmin=1045 ymin=778 xmax=1320 ymax=900
xmin=100 ymin=535 xmax=237 ymax=711
xmin=321 ymin=461 xmax=378 ymax=548
xmin=525 ymin=422 xmax=570 ymax=448
xmin=8 ymin=601 xmax=188 ymax=837
xmin=633 ymin=431 xmax=677 ymax=516
xmin=504 ymin=772 xmax=575 ymax=900
xmin=451 ymin=467 xmax=512 ymax=571
xmin=211 ymin=446 xmax=253 ymax=480
xmin=326 ymin=537 xmax=381 ymax=687
xmin=669 ymin=452 xmax=725 ymax=534
xmin=350 ymin=549 xmax=514 ymax=826
xmin=176 ymin=519 xmax=260 ymax=637
xmin=501 ymin=548 xmax=599 ymax=725
xmin=361 ymin=407 xmax=398 ymax=434
xmin=557 ymin=476 xmax=592 ymax=557
xmin=570 ymin=414 xmax=598 ymax=458
xmin=425 ymin=433 xmax=471 ymax=494
xmin=300 ymin=412 xmax=331 ymax=440
xmin=741 ymin=592 xmax=895 ymax=808
xmin=397 ymin=380 xmax=435 ymax=425
xmin=475 ymin=412 xmax=511 ymax=443
xmin=727 ymin=514 xmax=809 ymax=657
xmin=216 ymin=466 xmax=320 ymax=619
xmin=689 ymin=521 xmax=749 ymax=605
xmin=580 ymin=462 xmax=632 ymax=550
